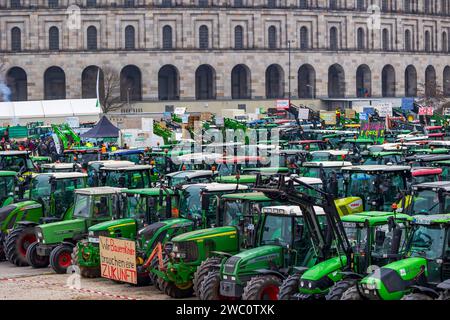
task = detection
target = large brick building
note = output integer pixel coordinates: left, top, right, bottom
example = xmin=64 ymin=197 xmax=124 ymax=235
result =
xmin=1 ymin=0 xmax=450 ymax=113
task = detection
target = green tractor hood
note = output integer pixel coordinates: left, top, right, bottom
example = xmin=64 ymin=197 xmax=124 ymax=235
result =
xmin=38 ymin=218 xmax=87 ymax=245
xmin=172 ymin=225 xmax=238 ymax=243
xmin=89 ymin=218 xmax=138 ymax=240
xmin=0 ymin=200 xmax=42 ymax=232
xmin=360 ymin=257 xmax=427 ymax=300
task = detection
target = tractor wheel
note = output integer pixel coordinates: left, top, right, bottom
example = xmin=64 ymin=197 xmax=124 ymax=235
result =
xmin=71 ymin=244 xmax=101 ymax=278
xmin=26 ymin=242 xmax=49 ymax=268
xmin=135 ymin=265 xmax=151 ymax=287
xmin=0 ymin=244 xmax=6 ymax=262
xmin=242 ymin=275 xmax=282 ymax=300
xmin=149 ymin=257 xmax=159 ymax=286
xmin=154 ymin=256 xmax=169 ymax=291
xmin=193 ymin=256 xmax=222 ymax=297
xmin=325 ymin=279 xmax=356 ymax=300
xmin=340 ymin=285 xmax=363 ymax=300
xmin=50 ymin=244 xmax=74 ymax=274
xmin=164 ymin=281 xmax=194 ymax=299
xmin=199 ymin=270 xmax=225 ymax=300
xmin=5 ymin=225 xmax=37 ymax=267
xmin=277 ymin=273 xmax=301 ymax=300
xmin=401 ymin=293 xmax=433 ymax=300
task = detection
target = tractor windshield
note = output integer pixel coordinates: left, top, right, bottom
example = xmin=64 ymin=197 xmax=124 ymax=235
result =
xmin=30 ymin=175 xmax=52 ymax=201
xmin=126 ymin=194 xmax=148 ymax=219
xmin=343 ymin=222 xmax=368 ymax=253
xmin=363 ymin=155 xmax=402 ymax=165
xmin=0 ymin=176 xmax=15 ymax=200
xmin=105 ymin=170 xmax=150 ymax=189
xmin=410 ymin=225 xmax=446 ymax=260
xmin=73 ymin=194 xmax=90 ymax=218
xmin=260 ymin=215 xmax=296 ymax=248
xmin=223 ymin=200 xmax=245 ymax=226
xmin=410 ymin=190 xmax=450 ymax=215
xmin=345 ymin=172 xmax=404 ymax=211
xmin=110 ymin=153 xmax=142 ymax=164
xmin=0 ymin=155 xmax=32 ymax=172
xmin=372 ymin=223 xmax=408 ymax=256
xmin=179 ymin=185 xmax=202 ymax=219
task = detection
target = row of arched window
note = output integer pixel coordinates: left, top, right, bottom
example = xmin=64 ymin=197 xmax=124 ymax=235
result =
xmin=5 ymin=63 xmax=450 ymax=102
xmin=8 ymin=25 xmax=450 ymax=52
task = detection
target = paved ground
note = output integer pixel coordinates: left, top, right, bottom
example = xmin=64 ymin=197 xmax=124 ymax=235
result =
xmin=0 ymin=261 xmax=185 ymax=300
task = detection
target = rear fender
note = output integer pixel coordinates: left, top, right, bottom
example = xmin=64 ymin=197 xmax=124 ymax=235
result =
xmin=340 ymin=271 xmax=365 ymax=280
xmin=410 ymin=285 xmax=439 ymax=299
xmin=254 ymin=269 xmax=285 ymax=280
xmin=14 ymin=221 xmax=39 ymax=228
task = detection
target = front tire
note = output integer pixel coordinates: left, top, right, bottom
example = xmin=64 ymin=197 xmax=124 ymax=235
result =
xmin=278 ymin=273 xmax=301 ymax=300
xmin=242 ymin=275 xmax=282 ymax=300
xmin=199 ymin=270 xmax=224 ymax=300
xmin=5 ymin=225 xmax=36 ymax=267
xmin=71 ymin=245 xmax=100 ymax=278
xmin=26 ymin=242 xmax=49 ymax=268
xmin=340 ymin=285 xmax=363 ymax=300
xmin=401 ymin=293 xmax=433 ymax=300
xmin=325 ymin=279 xmax=356 ymax=300
xmin=50 ymin=244 xmax=74 ymax=274
xmin=164 ymin=281 xmax=194 ymax=299
xmin=193 ymin=256 xmax=222 ymax=297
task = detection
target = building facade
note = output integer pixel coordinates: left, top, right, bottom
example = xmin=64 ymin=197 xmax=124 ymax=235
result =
xmin=1 ymin=0 xmax=450 ymax=112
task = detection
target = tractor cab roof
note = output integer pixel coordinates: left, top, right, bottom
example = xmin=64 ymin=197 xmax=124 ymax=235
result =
xmin=412 ymin=181 xmax=450 ymax=192
xmin=288 ymin=140 xmax=324 ymax=144
xmin=0 ymin=171 xmax=17 ymax=177
xmin=108 ymin=149 xmax=145 ymax=156
xmin=75 ymin=186 xmax=125 ymax=195
xmin=341 ymin=211 xmax=411 ymax=225
xmin=342 ymin=165 xmax=411 ymax=173
xmin=302 ymin=161 xmax=353 ymax=168
xmin=124 ymin=188 xmax=174 ymax=196
xmin=310 ymin=150 xmax=351 ymax=156
xmin=412 ymin=214 xmax=450 ymax=225
xmin=166 ymin=170 xmax=216 ymax=179
xmin=270 ymin=149 xmax=308 ymax=155
xmin=88 ymin=160 xmax=135 ymax=168
xmin=406 ymin=154 xmax=450 ymax=163
xmin=343 ymin=138 xmax=374 ymax=143
xmin=215 ymin=175 xmax=257 ymax=184
xmin=100 ymin=164 xmax=152 ymax=171
xmin=214 ymin=156 xmax=263 ymax=164
xmin=411 ymin=167 xmax=442 ymax=177
xmin=261 ymin=205 xmax=325 ymax=216
xmin=175 ymin=152 xmax=222 ymax=163
xmin=41 ymin=163 xmax=77 ymax=170
xmin=221 ymin=192 xmax=271 ymax=201
xmin=0 ymin=151 xmax=30 ymax=156
xmin=36 ymin=172 xmax=87 ymax=179
xmin=181 ymin=182 xmax=249 ymax=192
xmin=428 ymin=141 xmax=450 ymax=147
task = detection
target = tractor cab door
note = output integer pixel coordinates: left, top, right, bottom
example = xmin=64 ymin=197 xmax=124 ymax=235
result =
xmin=291 ymin=216 xmax=313 ymax=267
xmin=88 ymin=194 xmax=114 ymax=227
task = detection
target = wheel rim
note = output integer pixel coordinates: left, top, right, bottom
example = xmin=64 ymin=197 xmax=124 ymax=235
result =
xmin=19 ymin=234 xmax=37 ymax=257
xmin=260 ymin=285 xmax=279 ymax=300
xmin=58 ymin=251 xmax=72 ymax=268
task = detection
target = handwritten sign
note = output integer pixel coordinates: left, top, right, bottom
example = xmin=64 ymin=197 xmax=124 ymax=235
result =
xmin=276 ymin=99 xmax=290 ymax=110
xmin=345 ymin=109 xmax=356 ymax=119
xmin=360 ymin=121 xmax=385 ymax=143
xmin=320 ymin=111 xmax=336 ymax=125
xmin=99 ymin=236 xmax=137 ymax=284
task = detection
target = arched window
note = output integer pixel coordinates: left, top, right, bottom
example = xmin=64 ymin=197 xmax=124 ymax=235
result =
xmin=329 ymin=0 xmax=337 ymax=9
xmin=120 ymin=65 xmax=142 ymax=102
xmin=357 ymin=28 xmax=365 ymax=50
xmin=48 ymin=0 xmax=58 ymax=7
xmin=328 ymin=64 xmax=345 ymax=98
xmin=357 ymin=0 xmax=365 ymax=10
xmin=234 ymin=26 xmax=244 ymax=49
xmin=404 ymin=0 xmax=410 ymax=12
xmin=49 ymin=26 xmax=59 ymax=51
xmin=265 ymin=64 xmax=284 ymax=98
xmin=404 ymin=29 xmax=411 ymax=51
xmin=10 ymin=0 xmax=21 ymax=8
xmin=82 ymin=66 xmax=104 ymax=99
xmin=442 ymin=32 xmax=448 ymax=52
xmin=198 ymin=0 xmax=208 ymax=6
xmin=300 ymin=26 xmax=309 ymax=49
xmin=158 ymin=65 xmax=180 ymax=100
xmin=381 ymin=0 xmax=388 ymax=11
xmin=231 ymin=64 xmax=251 ymax=99
xmin=382 ymin=28 xmax=390 ymax=50
xmin=425 ymin=31 xmax=431 ymax=52
xmin=11 ymin=27 xmax=21 ymax=52
xmin=124 ymin=0 xmax=135 ymax=7
xmin=199 ymin=25 xmax=209 ymax=49
xmin=299 ymin=0 xmax=307 ymax=8
xmin=267 ymin=0 xmax=276 ymax=7
xmin=268 ymin=26 xmax=277 ymax=49
xmin=298 ymin=64 xmax=315 ymax=98
xmin=6 ymin=67 xmax=27 ymax=101
xmin=44 ymin=66 xmax=66 ymax=100
xmin=356 ymin=65 xmax=372 ymax=97
xmin=234 ymin=0 xmax=243 ymax=6
xmin=163 ymin=25 xmax=173 ymax=49
xmin=425 ymin=66 xmax=437 ymax=97
xmin=382 ymin=65 xmax=396 ymax=97
xmin=124 ymin=26 xmax=135 ymax=50
xmin=86 ymin=0 xmax=96 ymax=6
xmin=329 ymin=27 xmax=338 ymax=50
xmin=195 ymin=64 xmax=216 ymax=100
xmin=405 ymin=65 xmax=417 ymax=97
xmin=87 ymin=26 xmax=98 ymax=50
xmin=162 ymin=0 xmax=172 ymax=6
xmin=443 ymin=66 xmax=450 ymax=96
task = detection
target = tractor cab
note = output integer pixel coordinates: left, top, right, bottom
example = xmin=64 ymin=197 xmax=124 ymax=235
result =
xmin=86 ymin=160 xmax=134 ymax=186
xmin=339 ymin=138 xmax=374 ymax=154
xmin=363 ymin=151 xmax=405 ymax=166
xmin=411 ymin=167 xmax=442 ymax=184
xmin=213 ymin=156 xmax=264 ymax=177
xmin=0 ymin=171 xmax=17 ymax=207
xmin=405 ymin=182 xmax=450 ymax=216
xmin=30 ymin=156 xmax=52 ymax=172
xmin=288 ymin=140 xmax=331 ymax=152
xmin=62 ymin=148 xmax=103 ymax=167
xmin=309 ymin=150 xmax=351 ymax=162
xmin=108 ymin=148 xmax=146 ymax=164
xmin=405 ymin=154 xmax=450 ymax=167
xmin=0 ymin=151 xmax=35 ymax=174
xmin=432 ymin=160 xmax=450 ymax=180
xmin=165 ymin=170 xmax=217 ymax=188
xmin=41 ymin=162 xmax=79 ymax=173
xmin=269 ymin=149 xmax=308 ymax=173
xmin=342 ymin=165 xmax=411 ymax=212
xmin=99 ymin=164 xmax=153 ymax=189
xmin=173 ymin=152 xmax=222 ymax=171
xmin=358 ymin=214 xmax=450 ymax=300
xmin=148 ymin=150 xmax=190 ymax=175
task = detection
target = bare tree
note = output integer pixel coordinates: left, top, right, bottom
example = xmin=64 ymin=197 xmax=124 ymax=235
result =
xmin=99 ymin=66 xmax=129 ymax=114
xmin=417 ymin=81 xmax=448 ymax=114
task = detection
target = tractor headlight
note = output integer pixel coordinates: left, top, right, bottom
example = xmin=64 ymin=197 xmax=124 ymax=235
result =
xmin=172 ymin=244 xmax=178 ymax=253
xmin=231 ymin=276 xmax=236 ymax=281
xmin=223 ymin=275 xmax=228 ymax=280
xmin=308 ymin=282 xmax=313 ymax=289
xmin=36 ymin=231 xmax=43 ymax=240
xmin=88 ymin=231 xmax=94 ymax=237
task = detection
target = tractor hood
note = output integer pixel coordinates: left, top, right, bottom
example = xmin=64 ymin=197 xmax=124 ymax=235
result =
xmin=88 ymin=218 xmax=138 ymax=241
xmin=301 ymin=255 xmax=348 ymax=281
xmin=222 ymin=245 xmax=283 ymax=277
xmin=89 ymin=218 xmax=136 ymax=232
xmin=360 ymin=257 xmax=427 ymax=300
xmin=172 ymin=226 xmax=237 ymax=243
xmin=0 ymin=201 xmax=41 ymax=229
xmin=37 ymin=219 xmax=87 ymax=245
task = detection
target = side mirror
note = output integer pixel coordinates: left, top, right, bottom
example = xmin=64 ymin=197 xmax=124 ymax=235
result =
xmin=375 ymin=230 xmax=386 ymax=247
xmin=390 ymin=228 xmax=403 ymax=255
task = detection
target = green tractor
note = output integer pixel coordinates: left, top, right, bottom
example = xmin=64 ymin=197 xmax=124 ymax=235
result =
xmin=73 ymin=187 xmax=178 ymax=280
xmin=41 ymin=163 xmax=79 ymax=173
xmin=346 ymin=213 xmax=450 ymax=300
xmin=1 ymin=172 xmax=87 ymax=264
xmin=198 ymin=175 xmax=351 ymax=300
xmin=278 ymin=211 xmax=412 ymax=300
xmin=151 ymin=191 xmax=279 ymax=298
xmin=99 ymin=164 xmax=154 ymax=189
xmin=27 ymin=187 xmax=126 ymax=273
xmin=85 ymin=160 xmax=134 ymax=187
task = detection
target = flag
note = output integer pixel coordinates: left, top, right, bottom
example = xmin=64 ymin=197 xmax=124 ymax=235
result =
xmin=95 ymin=67 xmax=100 ymax=108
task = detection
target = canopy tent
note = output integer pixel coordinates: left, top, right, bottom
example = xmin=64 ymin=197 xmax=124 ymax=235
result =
xmin=81 ymin=115 xmax=119 ymax=138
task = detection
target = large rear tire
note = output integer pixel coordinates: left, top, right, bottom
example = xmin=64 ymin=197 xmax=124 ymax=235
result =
xmin=5 ymin=225 xmax=36 ymax=267
xmin=199 ymin=270 xmax=225 ymax=300
xmin=325 ymin=279 xmax=356 ymax=300
xmin=242 ymin=275 xmax=282 ymax=300
xmin=26 ymin=242 xmax=49 ymax=268
xmin=277 ymin=273 xmax=301 ymax=300
xmin=50 ymin=244 xmax=74 ymax=274
xmin=164 ymin=281 xmax=194 ymax=299
xmin=340 ymin=285 xmax=363 ymax=300
xmin=193 ymin=256 xmax=222 ymax=297
xmin=401 ymin=293 xmax=433 ymax=300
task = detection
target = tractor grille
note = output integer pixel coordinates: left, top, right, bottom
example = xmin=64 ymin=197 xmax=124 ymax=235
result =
xmin=176 ymin=241 xmax=198 ymax=262
xmin=224 ymin=256 xmax=241 ymax=274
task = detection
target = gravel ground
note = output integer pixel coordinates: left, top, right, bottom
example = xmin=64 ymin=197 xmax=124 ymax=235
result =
xmin=0 ymin=261 xmax=191 ymax=300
